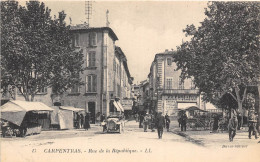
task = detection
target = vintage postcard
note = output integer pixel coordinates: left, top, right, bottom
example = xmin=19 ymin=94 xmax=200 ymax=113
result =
xmin=1 ymin=0 xmax=260 ymax=162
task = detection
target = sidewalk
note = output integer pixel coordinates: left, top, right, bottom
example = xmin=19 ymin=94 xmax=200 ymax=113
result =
xmin=169 ymin=120 xmax=260 ymax=148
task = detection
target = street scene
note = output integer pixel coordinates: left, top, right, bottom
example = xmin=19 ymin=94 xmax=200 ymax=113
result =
xmin=1 ymin=1 xmax=260 ymax=162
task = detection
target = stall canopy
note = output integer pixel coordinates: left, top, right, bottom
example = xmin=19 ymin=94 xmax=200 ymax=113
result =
xmin=0 ymin=100 xmax=53 ymax=126
xmin=59 ymin=106 xmax=85 ymax=112
xmin=185 ymin=106 xmax=208 ymax=112
xmin=50 ymin=106 xmax=85 ymax=129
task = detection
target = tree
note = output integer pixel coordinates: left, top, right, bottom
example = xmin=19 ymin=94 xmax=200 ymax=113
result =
xmin=174 ymin=2 xmax=260 ymax=122
xmin=1 ymin=1 xmax=84 ymax=101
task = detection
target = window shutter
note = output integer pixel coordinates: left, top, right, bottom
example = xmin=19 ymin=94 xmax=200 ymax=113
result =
xmin=93 ymin=75 xmax=97 ymax=92
xmin=88 ymin=76 xmax=91 ymax=92
xmin=85 ymin=76 xmax=88 ymax=93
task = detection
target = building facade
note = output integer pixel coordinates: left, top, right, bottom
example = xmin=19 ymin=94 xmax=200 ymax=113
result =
xmin=11 ymin=25 xmax=133 ymax=123
xmin=59 ymin=25 xmax=133 ymax=123
xmin=147 ymin=51 xmax=202 ymax=116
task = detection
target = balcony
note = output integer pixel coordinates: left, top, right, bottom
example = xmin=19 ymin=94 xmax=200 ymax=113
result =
xmin=163 ymin=89 xmax=199 ymax=95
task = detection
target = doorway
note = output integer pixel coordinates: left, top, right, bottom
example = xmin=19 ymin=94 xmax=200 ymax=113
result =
xmin=88 ymin=102 xmax=96 ymax=124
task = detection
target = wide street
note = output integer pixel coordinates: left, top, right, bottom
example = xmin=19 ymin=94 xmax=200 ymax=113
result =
xmin=1 ymin=120 xmax=259 ymax=162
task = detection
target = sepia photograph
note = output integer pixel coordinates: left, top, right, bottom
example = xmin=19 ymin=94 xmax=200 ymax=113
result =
xmin=1 ymin=0 xmax=260 ymax=162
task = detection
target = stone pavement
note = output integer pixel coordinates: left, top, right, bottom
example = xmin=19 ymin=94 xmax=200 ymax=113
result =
xmin=169 ymin=119 xmax=260 ymax=148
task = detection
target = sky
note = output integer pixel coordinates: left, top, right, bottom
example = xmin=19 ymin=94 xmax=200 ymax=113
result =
xmin=19 ymin=0 xmax=208 ymax=84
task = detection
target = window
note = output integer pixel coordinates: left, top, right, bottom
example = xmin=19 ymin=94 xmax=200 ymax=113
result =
xmin=88 ymin=51 xmax=96 ymax=67
xmin=73 ymin=34 xmax=80 ymax=47
xmin=86 ymin=75 xmax=97 ymax=92
xmin=89 ymin=32 xmax=97 ymax=46
xmin=178 ymin=78 xmax=184 ymax=89
xmin=166 ymin=78 xmax=173 ymax=89
xmin=71 ymin=85 xmax=79 ymax=93
xmin=167 ymin=58 xmax=172 ymax=66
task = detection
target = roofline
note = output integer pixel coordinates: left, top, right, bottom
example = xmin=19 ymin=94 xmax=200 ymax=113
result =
xmin=70 ymin=26 xmax=119 ymax=41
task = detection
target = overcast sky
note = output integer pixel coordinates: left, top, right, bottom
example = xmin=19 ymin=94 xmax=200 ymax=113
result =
xmin=19 ymin=0 xmax=208 ymax=84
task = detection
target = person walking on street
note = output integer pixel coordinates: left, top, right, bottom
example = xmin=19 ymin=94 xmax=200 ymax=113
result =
xmin=237 ymin=112 xmax=242 ymax=130
xmin=248 ymin=111 xmax=258 ymax=139
xmin=228 ymin=115 xmax=238 ymax=142
xmin=165 ymin=113 xmax=170 ymax=132
xmin=84 ymin=113 xmax=91 ymax=130
xmin=156 ymin=112 xmax=165 ymax=139
xmin=75 ymin=112 xmax=80 ymax=129
xmin=181 ymin=113 xmax=187 ymax=131
xmin=80 ymin=114 xmax=84 ymax=129
xmin=143 ymin=113 xmax=149 ymax=132
xmin=139 ymin=113 xmax=144 ymax=128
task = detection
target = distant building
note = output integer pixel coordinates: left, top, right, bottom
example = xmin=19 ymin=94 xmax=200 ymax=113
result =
xmin=147 ymin=51 xmax=203 ymax=116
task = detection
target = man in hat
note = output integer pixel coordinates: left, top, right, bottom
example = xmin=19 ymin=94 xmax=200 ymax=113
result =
xmin=228 ymin=115 xmax=238 ymax=142
xmin=156 ymin=112 xmax=165 ymax=139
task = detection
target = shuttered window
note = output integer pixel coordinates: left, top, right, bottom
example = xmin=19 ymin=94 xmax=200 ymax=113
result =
xmin=86 ymin=75 xmax=97 ymax=92
xmin=88 ymin=51 xmax=96 ymax=67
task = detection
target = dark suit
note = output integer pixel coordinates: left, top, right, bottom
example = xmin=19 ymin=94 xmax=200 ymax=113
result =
xmin=156 ymin=115 xmax=165 ymax=139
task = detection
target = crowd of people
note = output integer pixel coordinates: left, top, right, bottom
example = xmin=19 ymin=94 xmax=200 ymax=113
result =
xmin=136 ymin=112 xmax=173 ymax=139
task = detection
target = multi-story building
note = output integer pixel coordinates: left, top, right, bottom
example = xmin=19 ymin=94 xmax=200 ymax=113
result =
xmin=148 ymin=50 xmax=202 ymax=116
xmin=58 ymin=25 xmax=133 ymax=123
xmin=8 ymin=25 xmax=134 ymax=123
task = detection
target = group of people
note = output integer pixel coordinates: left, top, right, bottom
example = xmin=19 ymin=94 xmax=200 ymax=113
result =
xmin=138 ymin=112 xmax=171 ymax=139
xmin=228 ymin=110 xmax=258 ymax=142
xmin=75 ymin=112 xmax=91 ymax=130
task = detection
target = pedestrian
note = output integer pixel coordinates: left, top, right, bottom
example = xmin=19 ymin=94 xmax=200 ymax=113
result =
xmin=165 ymin=113 xmax=170 ymax=132
xmin=75 ymin=112 xmax=80 ymax=129
xmin=156 ymin=112 xmax=165 ymax=139
xmin=80 ymin=114 xmax=84 ymax=129
xmin=100 ymin=114 xmax=105 ymax=126
xmin=212 ymin=114 xmax=219 ymax=132
xmin=84 ymin=113 xmax=91 ymax=130
xmin=150 ymin=114 xmax=155 ymax=132
xmin=237 ymin=112 xmax=242 ymax=130
xmin=143 ymin=113 xmax=149 ymax=132
xmin=139 ymin=113 xmax=144 ymax=128
xmin=181 ymin=112 xmax=187 ymax=131
xmin=135 ymin=114 xmax=139 ymax=122
xmin=248 ymin=111 xmax=258 ymax=139
xmin=228 ymin=115 xmax=238 ymax=142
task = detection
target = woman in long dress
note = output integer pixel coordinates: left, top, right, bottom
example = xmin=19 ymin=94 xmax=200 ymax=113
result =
xmin=84 ymin=113 xmax=91 ymax=130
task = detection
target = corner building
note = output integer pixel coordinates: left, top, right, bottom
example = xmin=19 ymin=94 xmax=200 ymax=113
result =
xmin=61 ymin=25 xmax=133 ymax=123
xmin=148 ymin=51 xmax=202 ymax=117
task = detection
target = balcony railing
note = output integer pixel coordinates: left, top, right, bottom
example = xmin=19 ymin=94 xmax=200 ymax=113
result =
xmin=163 ymin=89 xmax=199 ymax=94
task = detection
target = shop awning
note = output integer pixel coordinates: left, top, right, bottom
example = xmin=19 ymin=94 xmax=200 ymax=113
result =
xmin=113 ymin=101 xmax=121 ymax=112
xmin=0 ymin=100 xmax=53 ymax=126
xmin=117 ymin=102 xmax=124 ymax=112
xmin=59 ymin=106 xmax=85 ymax=112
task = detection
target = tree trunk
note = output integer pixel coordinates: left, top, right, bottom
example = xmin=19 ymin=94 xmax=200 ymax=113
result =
xmin=237 ymin=100 xmax=243 ymax=128
xmin=257 ymin=84 xmax=260 ymax=132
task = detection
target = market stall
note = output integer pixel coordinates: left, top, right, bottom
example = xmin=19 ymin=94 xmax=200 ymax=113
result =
xmin=0 ymin=100 xmax=53 ymax=137
xmin=50 ymin=106 xmax=85 ymax=129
